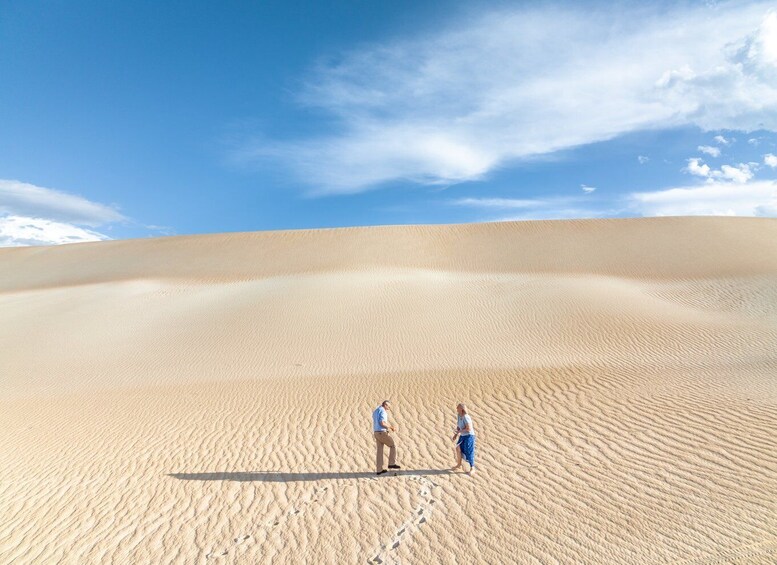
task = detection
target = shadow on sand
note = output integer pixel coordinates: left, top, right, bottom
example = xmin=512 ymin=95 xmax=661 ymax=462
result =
xmin=168 ymin=469 xmax=451 ymax=483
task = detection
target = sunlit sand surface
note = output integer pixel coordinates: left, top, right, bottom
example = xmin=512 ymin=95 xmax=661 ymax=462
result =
xmin=1 ymin=217 xmax=776 ymax=563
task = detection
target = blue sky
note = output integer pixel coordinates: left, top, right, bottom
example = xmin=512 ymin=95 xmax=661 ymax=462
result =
xmin=1 ymin=0 xmax=777 ymax=246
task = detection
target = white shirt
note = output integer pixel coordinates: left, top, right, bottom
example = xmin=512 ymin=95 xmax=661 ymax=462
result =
xmin=458 ymin=414 xmax=474 ymax=436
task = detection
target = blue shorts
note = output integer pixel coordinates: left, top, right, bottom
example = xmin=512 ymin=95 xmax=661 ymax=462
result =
xmin=457 ymin=435 xmax=475 ymax=467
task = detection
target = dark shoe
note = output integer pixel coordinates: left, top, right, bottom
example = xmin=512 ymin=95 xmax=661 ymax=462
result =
xmin=388 ymin=464 xmax=401 ymax=469
xmin=376 ymin=469 xmax=387 ymax=475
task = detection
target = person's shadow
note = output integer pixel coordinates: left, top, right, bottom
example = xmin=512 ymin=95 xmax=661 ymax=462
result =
xmin=168 ymin=469 xmax=451 ymax=483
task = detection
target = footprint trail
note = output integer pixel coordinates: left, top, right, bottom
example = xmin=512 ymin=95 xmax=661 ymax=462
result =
xmin=369 ymin=475 xmax=439 ymax=564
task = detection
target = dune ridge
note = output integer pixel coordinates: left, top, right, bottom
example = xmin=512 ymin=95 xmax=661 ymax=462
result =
xmin=1 ymin=217 xmax=776 ymax=563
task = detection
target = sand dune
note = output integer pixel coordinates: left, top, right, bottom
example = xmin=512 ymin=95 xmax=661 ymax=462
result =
xmin=1 ymin=217 xmax=776 ymax=563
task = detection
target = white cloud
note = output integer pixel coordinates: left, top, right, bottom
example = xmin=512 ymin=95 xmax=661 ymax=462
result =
xmin=453 ymin=175 xmax=777 ymax=220
xmin=717 ymin=163 xmax=754 ymax=183
xmin=581 ymin=184 xmax=597 ymax=193
xmin=0 ymin=180 xmax=125 ymax=225
xmin=0 ymin=180 xmax=125 ymax=247
xmin=245 ymin=4 xmax=777 ymax=192
xmin=684 ymin=159 xmax=755 ymax=183
xmin=638 ymin=155 xmax=650 ymax=164
xmin=698 ymin=145 xmax=721 ymax=157
xmin=630 ymin=180 xmax=777 ymax=216
xmin=713 ymin=135 xmax=731 ymax=145
xmin=495 ymin=208 xmax=611 ymax=221
xmin=686 ymin=158 xmax=711 ymax=177
xmin=450 ymin=197 xmax=546 ymax=209
xmin=748 ymin=137 xmax=760 ymax=145
xmin=0 ymin=216 xmax=111 ymax=247
xmin=765 ymin=153 xmax=777 ymax=167
xmin=450 ymin=194 xmax=613 ymax=221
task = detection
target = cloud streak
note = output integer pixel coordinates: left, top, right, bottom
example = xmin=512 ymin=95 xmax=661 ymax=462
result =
xmin=243 ymin=2 xmax=777 ymax=193
xmin=629 ymin=180 xmax=777 ymax=217
xmin=0 ymin=180 xmax=125 ymax=226
xmin=698 ymin=145 xmax=721 ymax=157
xmin=449 ymin=194 xmax=613 ymax=221
xmin=451 ymin=179 xmax=777 ymax=222
xmin=0 ymin=216 xmax=112 ymax=247
xmin=0 ymin=180 xmax=126 ymax=247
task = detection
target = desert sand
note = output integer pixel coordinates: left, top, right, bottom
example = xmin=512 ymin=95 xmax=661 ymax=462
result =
xmin=1 ymin=217 xmax=776 ymax=564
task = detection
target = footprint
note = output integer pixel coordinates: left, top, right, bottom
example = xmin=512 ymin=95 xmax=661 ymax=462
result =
xmin=367 ymin=476 xmax=439 ymax=562
xmin=234 ymin=535 xmax=251 ymax=543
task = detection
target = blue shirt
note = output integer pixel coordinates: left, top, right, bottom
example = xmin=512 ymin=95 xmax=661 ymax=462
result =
xmin=373 ymin=406 xmax=388 ymax=432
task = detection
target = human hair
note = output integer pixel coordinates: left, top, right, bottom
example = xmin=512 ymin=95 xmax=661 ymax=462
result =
xmin=381 ymin=400 xmax=391 ymax=407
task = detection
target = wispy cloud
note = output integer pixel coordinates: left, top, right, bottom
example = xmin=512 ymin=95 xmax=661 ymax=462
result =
xmin=452 ymin=157 xmax=777 ymax=221
xmin=581 ymin=184 xmax=597 ymax=194
xmin=449 ymin=194 xmax=613 ymax=221
xmin=713 ymin=135 xmax=732 ymax=145
xmin=0 ymin=216 xmax=112 ymax=247
xmin=0 ymin=180 xmax=125 ymax=226
xmin=637 ymin=155 xmax=650 ymax=164
xmin=629 ymin=180 xmax=777 ymax=217
xmin=765 ymin=153 xmax=777 ymax=167
xmin=450 ymin=197 xmax=549 ymax=210
xmin=242 ymin=3 xmax=777 ymax=193
xmin=698 ymin=145 xmax=721 ymax=157
xmin=0 ymin=180 xmax=126 ymax=247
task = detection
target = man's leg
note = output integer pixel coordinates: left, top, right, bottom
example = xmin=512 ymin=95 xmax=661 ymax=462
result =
xmin=385 ymin=433 xmax=396 ymax=467
xmin=374 ymin=432 xmax=385 ymax=473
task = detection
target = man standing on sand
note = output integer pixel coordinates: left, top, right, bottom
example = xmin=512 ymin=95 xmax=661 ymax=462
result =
xmin=373 ymin=400 xmax=401 ymax=475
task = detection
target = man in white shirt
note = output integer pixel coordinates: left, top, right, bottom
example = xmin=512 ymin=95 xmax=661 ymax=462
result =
xmin=372 ymin=400 xmax=401 ymax=475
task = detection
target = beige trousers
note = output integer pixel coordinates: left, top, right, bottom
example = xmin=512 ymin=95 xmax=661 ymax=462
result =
xmin=374 ymin=431 xmax=396 ymax=472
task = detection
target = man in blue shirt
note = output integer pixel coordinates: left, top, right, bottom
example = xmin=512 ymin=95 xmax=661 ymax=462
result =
xmin=372 ymin=400 xmax=401 ymax=475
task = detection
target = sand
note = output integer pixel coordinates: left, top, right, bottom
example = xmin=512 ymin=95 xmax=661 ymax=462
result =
xmin=1 ymin=217 xmax=776 ymax=564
